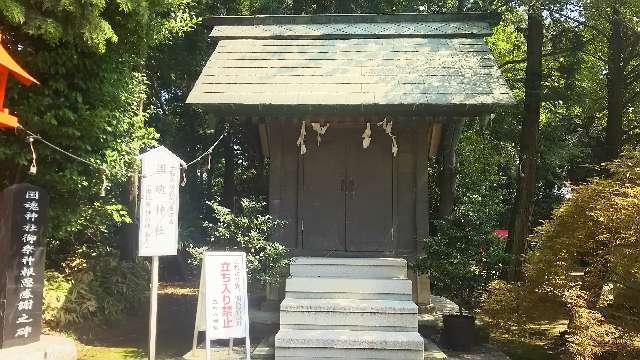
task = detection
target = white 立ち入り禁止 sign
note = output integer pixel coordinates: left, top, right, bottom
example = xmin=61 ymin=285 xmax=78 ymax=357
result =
xmin=138 ymin=146 xmax=184 ymax=257
xmin=192 ymin=252 xmax=250 ymax=360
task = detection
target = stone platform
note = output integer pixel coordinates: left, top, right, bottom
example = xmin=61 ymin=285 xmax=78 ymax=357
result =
xmin=275 ymin=257 xmax=424 ymax=359
xmin=0 ymin=335 xmax=77 ymax=360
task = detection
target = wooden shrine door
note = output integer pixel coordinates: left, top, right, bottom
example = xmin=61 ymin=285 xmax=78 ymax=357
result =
xmin=301 ymin=127 xmax=393 ymax=253
xmin=345 ymin=127 xmax=393 ymax=251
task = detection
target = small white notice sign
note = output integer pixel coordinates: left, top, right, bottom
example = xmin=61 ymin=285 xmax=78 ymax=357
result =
xmin=193 ymin=252 xmax=250 ymax=360
xmin=138 ymin=146 xmax=184 ymax=257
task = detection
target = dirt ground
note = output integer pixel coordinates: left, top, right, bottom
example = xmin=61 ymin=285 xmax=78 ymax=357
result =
xmin=72 ymin=282 xmax=274 ymax=360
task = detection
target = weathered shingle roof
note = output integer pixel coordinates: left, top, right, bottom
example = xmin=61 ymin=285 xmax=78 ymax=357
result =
xmin=187 ymin=14 xmax=515 ymax=116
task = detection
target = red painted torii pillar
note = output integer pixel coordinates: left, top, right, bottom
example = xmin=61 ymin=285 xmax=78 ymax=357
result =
xmin=0 ymin=34 xmax=38 ymax=129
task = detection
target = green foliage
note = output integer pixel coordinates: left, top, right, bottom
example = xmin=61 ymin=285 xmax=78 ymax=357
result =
xmin=482 ymin=150 xmax=640 ymax=359
xmin=197 ymin=199 xmax=291 ymax=287
xmin=0 ymin=0 xmax=200 ymax=265
xmin=416 ymin=220 xmax=508 ymax=313
xmin=416 ymin=123 xmax=514 ymax=312
xmin=43 ymin=270 xmax=97 ymax=328
xmin=43 ymin=251 xmax=149 ymax=329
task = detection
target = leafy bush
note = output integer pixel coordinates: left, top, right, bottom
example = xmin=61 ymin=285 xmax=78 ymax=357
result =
xmin=414 ymin=126 xmax=513 ymax=312
xmin=43 ymin=250 xmax=149 ymax=329
xmin=415 ymin=218 xmax=508 ymax=313
xmin=481 ymin=150 xmax=640 ymax=360
xmin=195 ymin=198 xmax=291 ymax=288
xmin=43 ymin=271 xmax=97 ymax=328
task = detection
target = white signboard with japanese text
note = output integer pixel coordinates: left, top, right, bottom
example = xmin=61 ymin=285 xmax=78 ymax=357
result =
xmin=192 ymin=252 xmax=250 ymax=359
xmin=138 ymin=146 xmax=184 ymax=257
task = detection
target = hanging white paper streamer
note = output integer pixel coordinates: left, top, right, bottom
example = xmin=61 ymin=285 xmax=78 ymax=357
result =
xmin=311 ymin=122 xmax=330 ymax=146
xmin=27 ymin=136 xmax=37 ymax=175
xmin=377 ymin=118 xmax=399 ymax=157
xmin=391 ymin=135 xmax=398 ymax=157
xmin=296 ymin=121 xmax=307 ymax=155
xmin=362 ymin=123 xmax=372 ymax=149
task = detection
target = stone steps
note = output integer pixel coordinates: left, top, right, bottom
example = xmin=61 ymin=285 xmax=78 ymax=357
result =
xmin=275 ymin=330 xmax=424 ymax=360
xmin=290 ymin=257 xmax=407 ymax=279
xmin=285 ymin=277 xmax=413 ymax=300
xmin=275 ymin=257 xmax=425 ymax=359
xmin=280 ymin=298 xmax=418 ymax=331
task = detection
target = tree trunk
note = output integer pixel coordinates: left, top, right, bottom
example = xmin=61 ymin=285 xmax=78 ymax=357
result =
xmin=457 ymin=0 xmax=467 ymax=12
xmin=291 ymin=0 xmax=306 ymax=14
xmin=604 ymin=6 xmax=625 ymax=162
xmin=507 ymin=8 xmax=543 ymax=282
xmin=438 ymin=118 xmax=465 ymax=220
xmin=222 ymin=126 xmax=236 ymax=211
xmin=202 ymin=156 xmax=215 ymax=222
xmin=120 ymin=173 xmax=138 ymax=261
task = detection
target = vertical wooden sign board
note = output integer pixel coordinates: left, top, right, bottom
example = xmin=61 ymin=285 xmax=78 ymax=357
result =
xmin=0 ymin=184 xmax=48 ymax=348
xmin=138 ymin=146 xmax=184 ymax=360
xmin=192 ymin=252 xmax=250 ymax=360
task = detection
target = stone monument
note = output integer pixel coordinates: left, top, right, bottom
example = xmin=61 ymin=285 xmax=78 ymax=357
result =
xmin=0 ymin=183 xmax=48 ymax=348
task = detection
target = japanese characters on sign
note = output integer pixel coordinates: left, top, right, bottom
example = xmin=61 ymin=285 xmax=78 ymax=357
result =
xmin=203 ymin=252 xmax=249 ymax=339
xmin=14 ymin=189 xmax=39 ymax=340
xmin=0 ymin=184 xmax=48 ymax=349
xmin=138 ymin=146 xmax=184 ymax=257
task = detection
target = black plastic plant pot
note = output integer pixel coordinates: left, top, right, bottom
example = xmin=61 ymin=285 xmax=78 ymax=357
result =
xmin=442 ymin=314 xmax=476 ymax=351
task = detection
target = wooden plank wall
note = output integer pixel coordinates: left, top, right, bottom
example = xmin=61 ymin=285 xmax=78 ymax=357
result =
xmin=268 ymin=117 xmax=435 ymax=256
xmin=395 ymin=125 xmax=417 ymax=255
xmin=268 ymin=119 xmax=299 ymax=248
xmin=415 ymin=120 xmax=433 ymax=256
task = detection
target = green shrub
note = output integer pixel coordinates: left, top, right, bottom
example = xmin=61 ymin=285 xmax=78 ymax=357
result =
xmin=414 ymin=217 xmax=508 ymax=313
xmin=43 ymin=270 xmax=97 ymax=328
xmin=43 ymin=251 xmax=149 ymax=329
xmin=85 ymin=256 xmax=149 ymax=321
xmin=414 ymin=126 xmax=512 ymax=312
xmin=201 ymin=198 xmax=291 ymax=288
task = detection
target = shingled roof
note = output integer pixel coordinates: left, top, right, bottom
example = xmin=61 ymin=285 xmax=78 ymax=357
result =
xmin=187 ymin=14 xmax=515 ymax=116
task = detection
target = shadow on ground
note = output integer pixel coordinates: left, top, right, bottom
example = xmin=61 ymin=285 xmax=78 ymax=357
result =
xmin=73 ymin=283 xmax=198 ymax=360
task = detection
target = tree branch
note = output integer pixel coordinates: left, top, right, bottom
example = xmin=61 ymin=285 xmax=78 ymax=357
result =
xmin=545 ymin=6 xmax=608 ymax=40
xmin=624 ymin=89 xmax=640 ymax=107
xmin=499 ymin=47 xmax=586 ymax=68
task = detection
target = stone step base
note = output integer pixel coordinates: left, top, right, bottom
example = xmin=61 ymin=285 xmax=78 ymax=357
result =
xmin=280 ymin=324 xmax=415 ymax=332
xmin=275 ymin=329 xmax=424 ymax=350
xmin=285 ymin=291 xmax=411 ymax=300
xmin=275 ymin=347 xmax=423 ymax=359
xmin=424 ymin=337 xmax=448 ymax=360
xmin=280 ymin=298 xmax=417 ymax=313
xmin=0 ymin=336 xmax=77 ymax=360
xmin=290 ymin=257 xmax=407 ymax=279
xmin=286 ymin=278 xmax=412 ymax=300
xmin=280 ymin=298 xmax=417 ymax=331
xmin=281 ymin=312 xmax=417 ymax=332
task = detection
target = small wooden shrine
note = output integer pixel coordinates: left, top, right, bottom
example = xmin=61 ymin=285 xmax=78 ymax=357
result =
xmin=187 ymin=13 xmax=514 ymax=259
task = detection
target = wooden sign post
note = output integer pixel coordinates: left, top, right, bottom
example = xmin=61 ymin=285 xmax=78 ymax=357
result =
xmin=192 ymin=252 xmax=250 ymax=360
xmin=138 ymin=146 xmax=184 ymax=360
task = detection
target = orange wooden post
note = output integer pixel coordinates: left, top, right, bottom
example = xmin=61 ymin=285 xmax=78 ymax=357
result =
xmin=0 ymin=34 xmax=38 ymax=129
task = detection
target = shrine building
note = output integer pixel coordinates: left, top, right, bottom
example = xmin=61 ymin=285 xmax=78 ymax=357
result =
xmin=188 ymin=13 xmax=514 ymax=359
